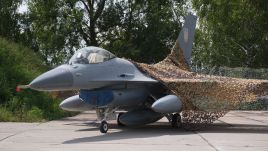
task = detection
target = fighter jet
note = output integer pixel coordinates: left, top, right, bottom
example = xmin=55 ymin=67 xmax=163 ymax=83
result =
xmin=19 ymin=14 xmax=268 ymax=133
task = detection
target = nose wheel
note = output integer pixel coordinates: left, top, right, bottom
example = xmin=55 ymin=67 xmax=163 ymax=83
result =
xmin=99 ymin=120 xmax=108 ymax=133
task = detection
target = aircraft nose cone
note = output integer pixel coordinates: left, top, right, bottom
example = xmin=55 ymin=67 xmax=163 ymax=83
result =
xmin=29 ymin=67 xmax=73 ymax=91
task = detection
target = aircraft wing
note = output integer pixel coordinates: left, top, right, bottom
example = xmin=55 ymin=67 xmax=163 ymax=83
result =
xmin=133 ymin=13 xmax=268 ymax=115
xmin=135 ymin=62 xmax=268 ymax=112
xmin=131 ymin=14 xmax=268 ymax=124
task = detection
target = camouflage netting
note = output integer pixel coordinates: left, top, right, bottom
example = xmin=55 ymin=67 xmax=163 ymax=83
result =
xmin=133 ymin=43 xmax=268 ymax=125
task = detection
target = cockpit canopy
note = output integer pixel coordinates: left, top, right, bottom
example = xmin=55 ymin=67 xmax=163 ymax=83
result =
xmin=69 ymin=47 xmax=116 ymax=64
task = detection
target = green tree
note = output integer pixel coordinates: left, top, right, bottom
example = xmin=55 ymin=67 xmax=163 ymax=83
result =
xmin=28 ymin=0 xmax=83 ymax=65
xmin=0 ymin=0 xmax=39 ymax=51
xmin=0 ymin=0 xmax=21 ymax=40
xmin=28 ymin=0 xmax=110 ymax=65
xmin=192 ymin=0 xmax=268 ymax=68
xmin=102 ymin=0 xmax=189 ymax=63
xmin=0 ymin=37 xmax=73 ymax=122
xmin=28 ymin=0 xmax=189 ymax=65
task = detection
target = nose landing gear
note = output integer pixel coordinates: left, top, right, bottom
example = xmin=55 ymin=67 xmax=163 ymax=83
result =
xmin=99 ymin=120 xmax=108 ymax=133
xmin=96 ymin=108 xmax=118 ymax=133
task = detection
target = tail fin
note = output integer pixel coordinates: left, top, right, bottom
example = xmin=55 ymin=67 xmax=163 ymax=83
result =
xmin=167 ymin=14 xmax=197 ymax=70
xmin=178 ymin=14 xmax=197 ymax=65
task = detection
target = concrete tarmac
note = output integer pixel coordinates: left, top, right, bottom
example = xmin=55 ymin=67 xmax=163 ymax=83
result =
xmin=0 ymin=111 xmax=268 ymax=151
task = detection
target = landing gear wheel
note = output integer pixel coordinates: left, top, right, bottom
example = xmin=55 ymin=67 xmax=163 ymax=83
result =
xmin=117 ymin=112 xmax=125 ymax=126
xmin=171 ymin=113 xmax=182 ymax=128
xmin=100 ymin=120 xmax=108 ymax=133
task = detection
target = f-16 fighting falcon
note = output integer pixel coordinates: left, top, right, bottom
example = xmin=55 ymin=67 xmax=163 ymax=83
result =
xmin=18 ymin=14 xmax=268 ymax=133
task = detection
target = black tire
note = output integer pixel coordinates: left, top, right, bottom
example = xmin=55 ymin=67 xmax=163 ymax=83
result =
xmin=100 ymin=120 xmax=108 ymax=133
xmin=117 ymin=112 xmax=125 ymax=126
xmin=171 ymin=113 xmax=182 ymax=128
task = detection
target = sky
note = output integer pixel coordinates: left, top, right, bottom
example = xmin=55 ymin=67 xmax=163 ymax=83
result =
xmin=17 ymin=0 xmax=28 ymax=13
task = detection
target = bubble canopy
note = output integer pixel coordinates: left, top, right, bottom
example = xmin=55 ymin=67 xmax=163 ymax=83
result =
xmin=69 ymin=47 xmax=116 ymax=64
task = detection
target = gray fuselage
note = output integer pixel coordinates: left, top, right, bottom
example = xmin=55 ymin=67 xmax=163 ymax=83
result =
xmin=29 ymin=47 xmax=159 ymax=111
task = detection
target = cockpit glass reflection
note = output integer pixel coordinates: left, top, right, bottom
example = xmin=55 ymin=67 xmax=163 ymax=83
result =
xmin=69 ymin=47 xmax=115 ymax=64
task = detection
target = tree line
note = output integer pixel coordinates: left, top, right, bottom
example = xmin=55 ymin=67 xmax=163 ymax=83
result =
xmin=1 ymin=0 xmax=267 ymax=68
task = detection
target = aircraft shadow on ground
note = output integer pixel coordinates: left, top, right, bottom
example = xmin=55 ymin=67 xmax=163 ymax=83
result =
xmin=63 ymin=122 xmax=268 ymax=144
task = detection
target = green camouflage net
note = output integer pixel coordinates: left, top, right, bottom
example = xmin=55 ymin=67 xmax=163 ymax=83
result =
xmin=133 ymin=43 xmax=268 ymax=125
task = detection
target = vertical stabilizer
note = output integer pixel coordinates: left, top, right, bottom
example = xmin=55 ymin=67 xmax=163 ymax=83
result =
xmin=178 ymin=14 xmax=197 ymax=66
xmin=166 ymin=14 xmax=197 ymax=71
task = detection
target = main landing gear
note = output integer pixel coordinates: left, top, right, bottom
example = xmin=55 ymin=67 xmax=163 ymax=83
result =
xmin=171 ymin=113 xmax=182 ymax=128
xmin=169 ymin=113 xmax=202 ymax=131
xmin=166 ymin=113 xmax=182 ymax=128
xmin=117 ymin=112 xmax=125 ymax=127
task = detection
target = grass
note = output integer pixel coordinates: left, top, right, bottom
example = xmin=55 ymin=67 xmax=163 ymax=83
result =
xmin=0 ymin=37 xmax=75 ymax=122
